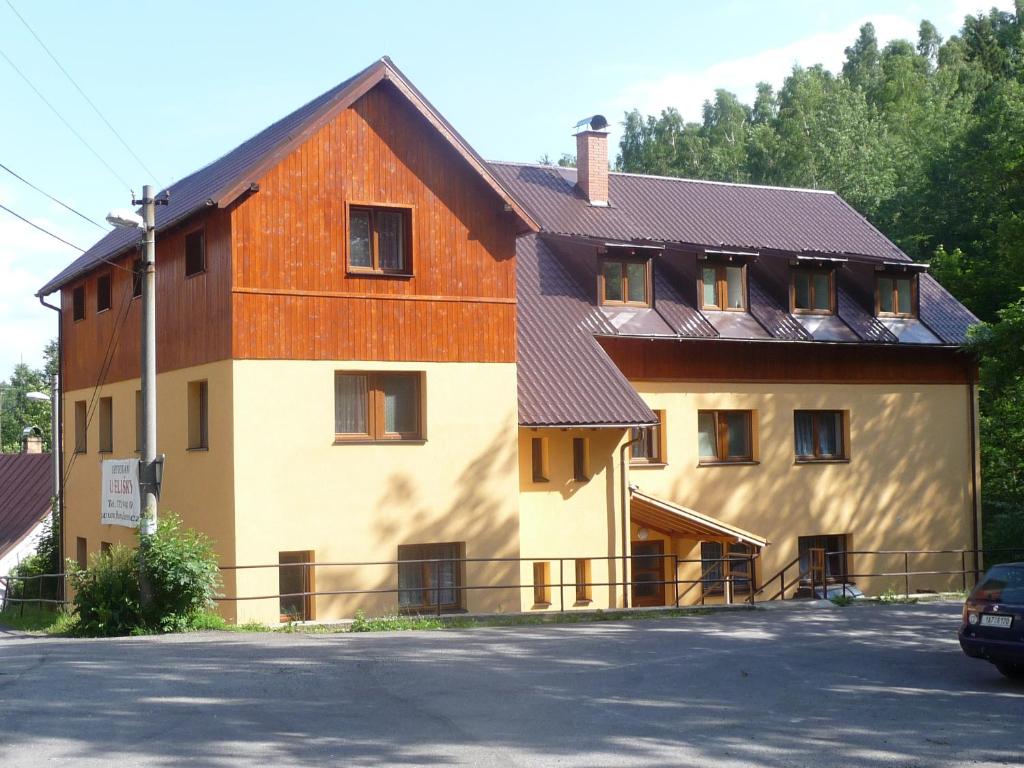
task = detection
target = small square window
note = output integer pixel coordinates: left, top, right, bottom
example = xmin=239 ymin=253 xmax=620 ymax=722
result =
xmin=700 ymin=264 xmax=746 ymax=310
xmin=347 ymin=206 xmax=411 ymax=274
xmin=185 ymin=230 xmax=206 ymax=277
xmin=794 ymin=410 xmax=847 ymax=461
xmin=334 ymin=372 xmax=422 ymax=441
xmin=72 ymin=285 xmax=86 ymax=321
xmin=398 ymin=542 xmax=464 ymax=611
xmin=698 ymin=410 xmax=754 ymax=464
xmin=100 ymin=541 xmax=112 ymax=555
xmin=96 ymin=274 xmax=112 ymax=313
xmin=791 ymin=269 xmax=834 ymax=314
xmin=876 ymin=274 xmax=916 ymax=317
xmin=600 ymin=259 xmax=650 ymax=306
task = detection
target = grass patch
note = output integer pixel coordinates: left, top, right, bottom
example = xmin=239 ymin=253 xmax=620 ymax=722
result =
xmin=0 ymin=605 xmax=79 ymax=635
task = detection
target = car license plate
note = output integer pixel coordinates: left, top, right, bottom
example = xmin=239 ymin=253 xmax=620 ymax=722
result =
xmin=980 ymin=614 xmax=1013 ymax=629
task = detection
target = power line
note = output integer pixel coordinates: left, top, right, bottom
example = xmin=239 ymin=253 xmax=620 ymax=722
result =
xmin=0 ymin=161 xmax=105 ymax=230
xmin=4 ymin=0 xmax=162 ymax=186
xmin=0 ymin=201 xmax=83 ymax=251
xmin=0 ymin=44 xmax=132 ymax=189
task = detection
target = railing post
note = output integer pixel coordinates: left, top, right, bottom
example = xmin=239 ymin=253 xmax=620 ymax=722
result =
xmin=434 ymin=560 xmax=440 ymax=617
xmin=904 ymin=552 xmax=910 ymax=598
xmin=748 ymin=554 xmax=755 ymax=606
xmin=559 ymin=558 xmax=564 ymax=612
xmin=961 ymin=550 xmax=967 ymax=593
xmin=779 ymin=569 xmax=785 ymax=601
xmin=674 ymin=555 xmax=679 ymax=606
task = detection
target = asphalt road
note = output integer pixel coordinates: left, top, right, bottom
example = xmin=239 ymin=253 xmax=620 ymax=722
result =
xmin=0 ymin=601 xmax=1021 ymax=767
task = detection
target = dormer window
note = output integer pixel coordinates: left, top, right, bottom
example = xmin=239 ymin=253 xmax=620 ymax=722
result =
xmin=876 ymin=274 xmax=917 ymax=317
xmin=701 ymin=264 xmax=746 ymax=310
xmin=600 ymin=259 xmax=649 ymax=307
xmin=791 ymin=269 xmax=834 ymax=315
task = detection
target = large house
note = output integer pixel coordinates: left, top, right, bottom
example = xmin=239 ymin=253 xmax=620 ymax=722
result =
xmin=38 ymin=58 xmax=980 ymax=623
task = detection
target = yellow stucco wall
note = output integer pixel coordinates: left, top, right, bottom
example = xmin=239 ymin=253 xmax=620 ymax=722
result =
xmin=61 ymin=360 xmax=238 ymax=618
xmin=517 ymin=428 xmax=628 ymax=611
xmin=627 ymin=381 xmax=978 ymax=598
xmin=230 ymin=360 xmax=520 ymax=623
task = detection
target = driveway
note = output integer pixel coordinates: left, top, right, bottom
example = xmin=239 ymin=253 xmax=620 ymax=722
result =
xmin=0 ymin=601 xmax=1020 ymax=767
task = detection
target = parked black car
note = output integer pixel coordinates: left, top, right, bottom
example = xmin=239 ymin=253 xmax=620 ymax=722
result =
xmin=960 ymin=562 xmax=1024 ymax=679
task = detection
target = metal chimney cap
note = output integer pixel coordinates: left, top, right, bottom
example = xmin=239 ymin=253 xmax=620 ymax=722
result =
xmin=574 ymin=114 xmax=610 ymax=133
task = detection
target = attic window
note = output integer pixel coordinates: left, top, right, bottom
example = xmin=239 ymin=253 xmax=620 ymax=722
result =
xmin=876 ymin=274 xmax=917 ymax=318
xmin=599 ymin=259 xmax=649 ymax=307
xmin=347 ymin=205 xmax=412 ymax=275
xmin=701 ymin=264 xmax=746 ymax=310
xmin=185 ymin=230 xmax=206 ymax=277
xmin=791 ymin=269 xmax=834 ymax=315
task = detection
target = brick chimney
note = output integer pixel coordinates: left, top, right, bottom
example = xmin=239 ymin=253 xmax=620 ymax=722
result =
xmin=575 ymin=115 xmax=610 ymax=207
xmin=21 ymin=426 xmax=43 ymax=454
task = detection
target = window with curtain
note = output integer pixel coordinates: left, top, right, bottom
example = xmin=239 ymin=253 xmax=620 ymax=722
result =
xmin=876 ymin=274 xmax=916 ymax=317
xmin=791 ymin=269 xmax=834 ymax=314
xmin=334 ymin=372 xmax=422 ymax=441
xmin=794 ymin=410 xmax=846 ymax=460
xmin=398 ymin=543 xmax=463 ymax=611
xmin=697 ymin=410 xmax=753 ymax=463
xmin=347 ymin=205 xmax=411 ymax=273
xmin=700 ymin=263 xmax=746 ymax=310
xmin=600 ymin=259 xmax=649 ymax=306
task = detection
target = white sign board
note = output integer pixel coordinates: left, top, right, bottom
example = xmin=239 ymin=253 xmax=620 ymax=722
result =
xmin=101 ymin=459 xmax=140 ymax=528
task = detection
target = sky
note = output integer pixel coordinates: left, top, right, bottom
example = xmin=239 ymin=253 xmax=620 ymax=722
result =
xmin=0 ymin=0 xmax=1013 ymax=376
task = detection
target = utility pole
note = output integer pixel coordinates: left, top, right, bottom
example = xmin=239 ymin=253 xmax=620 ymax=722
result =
xmin=138 ymin=184 xmax=158 ymax=537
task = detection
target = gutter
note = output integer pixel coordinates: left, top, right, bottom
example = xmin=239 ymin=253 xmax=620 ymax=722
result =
xmin=37 ymin=295 xmax=63 ymax=601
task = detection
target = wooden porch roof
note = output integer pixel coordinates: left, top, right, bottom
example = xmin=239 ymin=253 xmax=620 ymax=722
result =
xmin=630 ymin=490 xmax=768 ymax=549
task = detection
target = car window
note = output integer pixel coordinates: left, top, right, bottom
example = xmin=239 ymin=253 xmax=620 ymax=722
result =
xmin=971 ymin=565 xmax=1024 ymax=603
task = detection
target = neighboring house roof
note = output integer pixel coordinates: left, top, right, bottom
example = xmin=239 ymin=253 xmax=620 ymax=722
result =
xmin=517 ymin=234 xmax=657 ymax=427
xmin=0 ymin=453 xmax=53 ymax=560
xmin=38 ymin=57 xmax=537 ymax=297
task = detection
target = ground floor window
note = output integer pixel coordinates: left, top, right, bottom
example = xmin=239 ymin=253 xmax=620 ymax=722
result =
xmin=701 ymin=541 xmax=755 ymax=596
xmin=575 ymin=558 xmax=592 ymax=603
xmin=797 ymin=534 xmax=849 ymax=583
xmin=533 ymin=561 xmax=551 ymax=605
xmin=279 ymin=551 xmax=314 ymax=622
xmin=397 ymin=542 xmax=464 ymax=612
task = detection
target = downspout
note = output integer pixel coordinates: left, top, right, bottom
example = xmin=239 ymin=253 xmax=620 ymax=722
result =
xmin=38 ymin=295 xmax=63 ymax=600
xmin=619 ymin=435 xmax=641 ymax=609
xmin=967 ymin=358 xmax=981 ymax=583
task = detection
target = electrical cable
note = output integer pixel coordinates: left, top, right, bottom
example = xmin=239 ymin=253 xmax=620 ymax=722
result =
xmin=0 ymin=44 xmax=132 ymax=189
xmin=0 ymin=161 xmax=105 ymax=230
xmin=0 ymin=201 xmax=83 ymax=250
xmin=3 ymin=0 xmax=162 ymax=186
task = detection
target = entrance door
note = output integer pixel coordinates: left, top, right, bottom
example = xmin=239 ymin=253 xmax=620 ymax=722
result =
xmin=631 ymin=540 xmax=666 ymax=607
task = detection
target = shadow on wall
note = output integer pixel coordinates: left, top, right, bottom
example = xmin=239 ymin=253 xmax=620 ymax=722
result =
xmin=306 ymin=420 xmax=521 ymax=619
xmin=665 ymin=389 xmax=974 ymax=594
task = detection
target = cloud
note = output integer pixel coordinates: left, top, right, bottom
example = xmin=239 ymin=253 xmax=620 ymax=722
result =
xmin=608 ymin=2 xmax=1016 ymax=127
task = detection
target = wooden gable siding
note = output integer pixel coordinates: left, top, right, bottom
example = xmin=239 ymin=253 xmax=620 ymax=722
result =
xmin=61 ymin=208 xmax=232 ymax=392
xmin=230 ymin=81 xmax=518 ymax=363
xmin=599 ymin=337 xmax=976 ymax=385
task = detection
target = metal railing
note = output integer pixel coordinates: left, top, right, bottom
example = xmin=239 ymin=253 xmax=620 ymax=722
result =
xmin=4 ymin=546 xmax=1023 ymax=620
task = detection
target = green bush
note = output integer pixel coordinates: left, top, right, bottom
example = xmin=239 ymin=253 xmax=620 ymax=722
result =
xmin=140 ymin=514 xmax=222 ymax=632
xmin=6 ymin=511 xmax=61 ymax=604
xmin=69 ymin=513 xmax=222 ymax=636
xmin=69 ymin=544 xmax=141 ymax=637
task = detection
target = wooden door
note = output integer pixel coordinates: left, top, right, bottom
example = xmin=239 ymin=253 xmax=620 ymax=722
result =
xmin=631 ymin=541 xmax=666 ymax=607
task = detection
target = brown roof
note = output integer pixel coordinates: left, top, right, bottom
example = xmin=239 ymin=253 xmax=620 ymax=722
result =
xmin=490 ymin=163 xmax=905 ymax=260
xmin=517 ymin=234 xmax=657 ymax=427
xmin=38 ymin=58 xmax=537 ymax=297
xmin=492 ymin=161 xmax=979 ymax=346
xmin=0 ymin=453 xmax=53 ymax=559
